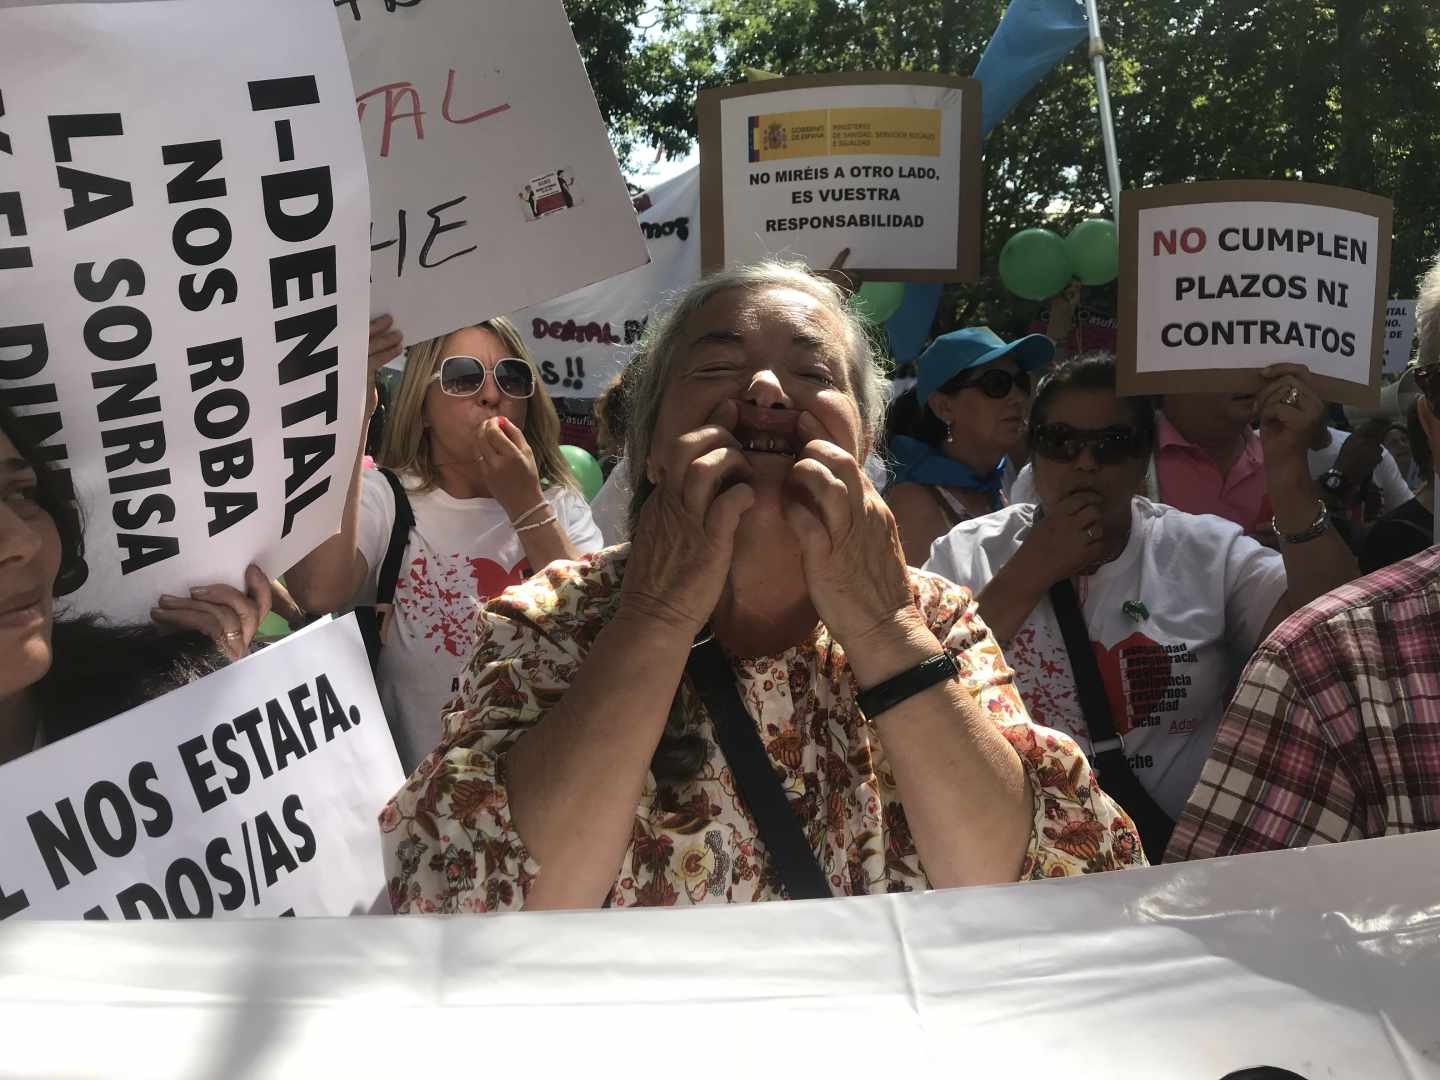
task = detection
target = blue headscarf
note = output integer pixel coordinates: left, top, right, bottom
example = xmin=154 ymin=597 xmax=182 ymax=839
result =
xmin=889 ymin=435 xmax=1006 ymax=498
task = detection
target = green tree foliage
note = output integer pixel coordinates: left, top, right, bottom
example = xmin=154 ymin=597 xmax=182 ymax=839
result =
xmin=568 ymin=0 xmax=1440 ymax=337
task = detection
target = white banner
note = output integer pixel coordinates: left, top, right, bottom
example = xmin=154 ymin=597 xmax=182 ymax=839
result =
xmin=699 ymin=74 xmax=981 ymax=280
xmin=511 ymin=166 xmax=701 ymax=398
xmin=1383 ymin=299 xmax=1417 ymax=376
xmin=2 ymin=831 xmax=1438 ymax=1076
xmin=0 ymin=615 xmax=402 ymax=922
xmin=338 ymin=0 xmax=651 ymax=345
xmin=0 ymin=0 xmax=371 ymax=622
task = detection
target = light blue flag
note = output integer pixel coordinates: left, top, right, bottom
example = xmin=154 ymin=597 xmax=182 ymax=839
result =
xmin=973 ymin=0 xmax=1089 ymax=137
xmin=885 ymin=282 xmax=945 ymax=364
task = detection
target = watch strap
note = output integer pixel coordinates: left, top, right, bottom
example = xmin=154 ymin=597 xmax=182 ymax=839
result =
xmin=856 ymin=650 xmax=960 ymax=722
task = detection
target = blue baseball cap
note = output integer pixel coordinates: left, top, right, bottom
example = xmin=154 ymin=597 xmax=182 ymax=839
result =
xmin=915 ymin=327 xmax=1055 ymax=405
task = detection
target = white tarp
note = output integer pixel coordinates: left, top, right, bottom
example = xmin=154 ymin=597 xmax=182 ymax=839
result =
xmin=1 ymin=830 xmax=1437 ymax=1077
xmin=510 ymin=166 xmax=701 ymax=398
xmin=338 ymin=0 xmax=650 ymax=345
xmin=0 ymin=0 xmax=371 ymax=621
xmin=0 ymin=615 xmax=402 ymax=922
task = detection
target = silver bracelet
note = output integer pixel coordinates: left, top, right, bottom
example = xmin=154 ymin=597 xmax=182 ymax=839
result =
xmin=514 ymin=513 xmax=559 ymax=534
xmin=1272 ymin=500 xmax=1330 ymax=545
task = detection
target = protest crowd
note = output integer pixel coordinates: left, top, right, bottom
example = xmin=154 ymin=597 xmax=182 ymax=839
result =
xmin=4 ymin=6 xmax=1440 ymax=1063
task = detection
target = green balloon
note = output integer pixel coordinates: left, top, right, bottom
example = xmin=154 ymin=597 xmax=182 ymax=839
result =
xmin=999 ymin=228 xmax=1072 ymax=300
xmin=561 ymin=444 xmax=604 ymax=501
xmin=852 ymin=281 xmax=906 ymax=324
xmin=1065 ymin=218 xmax=1119 ymax=286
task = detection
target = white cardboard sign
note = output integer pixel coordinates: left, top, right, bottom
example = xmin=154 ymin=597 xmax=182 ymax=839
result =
xmin=0 ymin=615 xmax=403 ymax=922
xmin=1119 ymin=181 xmax=1393 ymax=407
xmin=1383 ymin=299 xmax=1417 ymax=376
xmin=698 ymin=73 xmax=982 ymax=281
xmin=0 ymin=0 xmax=371 ymax=621
xmin=337 ymin=0 xmax=651 ymax=344
xmin=511 ymin=166 xmax=702 ymax=398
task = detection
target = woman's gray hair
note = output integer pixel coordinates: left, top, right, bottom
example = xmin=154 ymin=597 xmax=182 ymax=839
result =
xmin=622 ymin=260 xmax=887 ymax=522
xmin=1417 ymin=251 xmax=1440 ymax=369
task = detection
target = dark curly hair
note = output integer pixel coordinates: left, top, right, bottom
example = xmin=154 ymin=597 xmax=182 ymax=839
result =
xmin=0 ymin=404 xmax=87 ymax=595
xmin=1 ymin=404 xmax=227 ymax=741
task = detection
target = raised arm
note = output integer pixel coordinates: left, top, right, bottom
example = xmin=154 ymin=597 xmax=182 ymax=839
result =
xmin=506 ymin=402 xmax=754 ymax=910
xmin=1255 ymin=365 xmax=1360 ymax=638
xmin=784 ymin=418 xmax=1035 ymax=887
xmin=971 ymin=491 xmax=1105 ymax=643
xmin=474 ymin=415 xmax=578 ymax=572
xmin=285 ymin=316 xmax=403 ymax=614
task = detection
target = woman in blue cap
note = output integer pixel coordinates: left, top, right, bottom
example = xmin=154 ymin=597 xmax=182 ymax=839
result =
xmin=886 ymin=327 xmax=1054 ymax=565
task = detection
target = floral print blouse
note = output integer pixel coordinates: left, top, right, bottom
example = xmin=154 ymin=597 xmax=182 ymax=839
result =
xmin=380 ymin=547 xmax=1145 ymax=913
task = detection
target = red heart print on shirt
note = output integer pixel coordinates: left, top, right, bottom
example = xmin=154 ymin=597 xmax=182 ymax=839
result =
xmin=399 ymin=553 xmax=529 ymax=658
xmin=1090 ymin=633 xmax=1171 ymax=734
xmin=470 ymin=555 xmax=529 ymax=599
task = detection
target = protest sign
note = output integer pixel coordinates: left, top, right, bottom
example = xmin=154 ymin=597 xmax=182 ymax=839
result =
xmin=511 ymin=166 xmax=701 ymax=398
xmin=0 ymin=615 xmax=402 ymax=922
xmin=1383 ymin=299 xmax=1417 ymax=376
xmin=0 ymin=0 xmax=370 ymax=622
xmin=697 ymin=73 xmax=982 ymax=280
xmin=1118 ymin=181 xmax=1393 ymax=407
xmin=337 ymin=0 xmax=651 ymax=344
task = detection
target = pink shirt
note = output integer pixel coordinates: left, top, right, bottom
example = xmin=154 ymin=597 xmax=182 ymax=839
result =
xmin=1154 ymin=412 xmax=1272 ymax=536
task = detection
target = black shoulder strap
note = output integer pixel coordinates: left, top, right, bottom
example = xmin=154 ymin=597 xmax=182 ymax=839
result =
xmin=686 ymin=637 xmax=832 ymax=900
xmin=356 ymin=468 xmax=416 ymax=671
xmin=375 ymin=468 xmax=415 ymax=609
xmin=1048 ymin=579 xmax=1175 ymax=860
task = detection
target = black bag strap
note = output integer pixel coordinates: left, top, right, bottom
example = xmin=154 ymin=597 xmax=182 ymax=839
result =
xmin=686 ymin=637 xmax=832 ymax=900
xmin=1048 ymin=579 xmax=1175 ymax=860
xmin=374 ymin=468 xmax=415 ymax=608
xmin=356 ymin=468 xmax=415 ymax=671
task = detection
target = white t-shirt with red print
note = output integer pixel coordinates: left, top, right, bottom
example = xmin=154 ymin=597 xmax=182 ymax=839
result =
xmin=355 ymin=468 xmax=604 ymax=771
xmin=924 ymin=497 xmax=1287 ymax=819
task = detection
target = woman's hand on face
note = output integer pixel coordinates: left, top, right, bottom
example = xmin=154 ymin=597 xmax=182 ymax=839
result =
xmin=782 ymin=413 xmax=913 ymax=648
xmin=1256 ymin=363 xmax=1325 ymax=466
xmin=151 ymin=564 xmax=272 ymax=662
xmin=1020 ymin=490 xmax=1107 ymax=583
xmin=477 ymin=416 xmax=545 ymax=517
xmin=620 ymin=400 xmax=755 ymax=636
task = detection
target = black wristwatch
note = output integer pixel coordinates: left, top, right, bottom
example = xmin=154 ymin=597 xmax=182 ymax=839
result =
xmin=1319 ymin=469 xmax=1351 ymax=498
xmin=857 ymin=651 xmax=961 ymax=723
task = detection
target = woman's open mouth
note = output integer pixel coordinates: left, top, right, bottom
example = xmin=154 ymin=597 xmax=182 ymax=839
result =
xmin=733 ymin=404 xmax=803 ymax=457
xmin=735 ymin=430 xmax=798 ymax=456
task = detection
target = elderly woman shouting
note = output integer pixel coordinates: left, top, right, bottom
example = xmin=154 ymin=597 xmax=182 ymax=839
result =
xmin=381 ymin=263 xmax=1142 ymax=913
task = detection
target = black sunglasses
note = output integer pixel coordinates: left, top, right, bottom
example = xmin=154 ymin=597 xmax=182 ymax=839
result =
xmin=947 ymin=367 xmax=1031 ymax=400
xmin=1031 ymin=423 xmax=1145 ymax=465
xmin=431 ymin=355 xmax=536 ymax=399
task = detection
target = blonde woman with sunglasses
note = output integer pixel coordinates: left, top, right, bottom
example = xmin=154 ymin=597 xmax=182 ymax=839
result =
xmin=287 ymin=316 xmax=603 ymax=770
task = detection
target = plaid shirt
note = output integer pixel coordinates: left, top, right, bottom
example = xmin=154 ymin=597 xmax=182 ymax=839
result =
xmin=1167 ymin=547 xmax=1440 ymax=861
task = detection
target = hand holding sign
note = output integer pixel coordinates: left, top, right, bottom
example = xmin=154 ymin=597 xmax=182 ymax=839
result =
xmin=368 ymin=316 xmax=406 ymax=373
xmin=1255 ymin=363 xmax=1326 ymax=467
xmin=150 ymin=564 xmax=273 ymax=661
